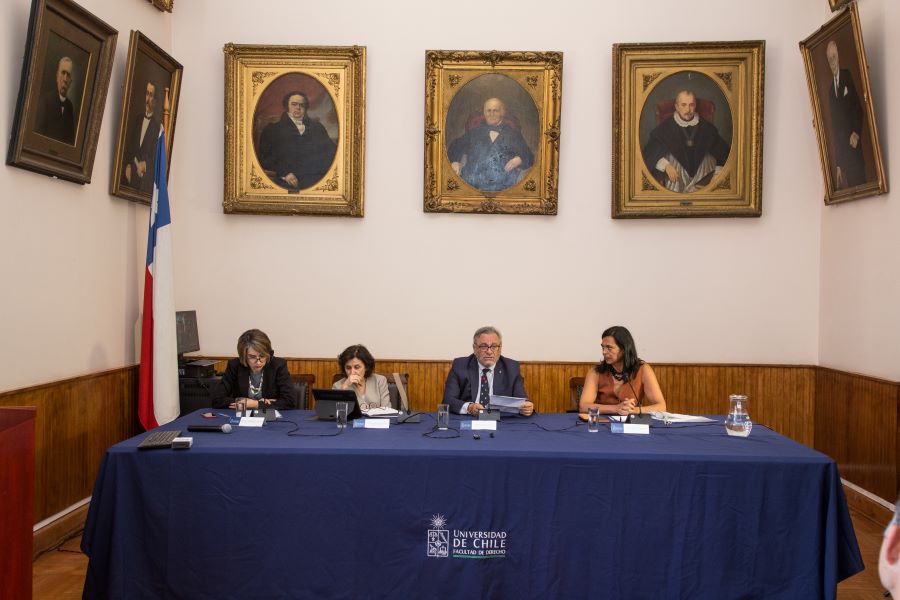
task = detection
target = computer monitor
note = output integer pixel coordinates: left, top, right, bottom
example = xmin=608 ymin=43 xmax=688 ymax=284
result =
xmin=176 ymin=310 xmax=200 ymax=359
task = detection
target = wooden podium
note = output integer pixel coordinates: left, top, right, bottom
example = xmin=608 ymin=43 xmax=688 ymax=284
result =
xmin=0 ymin=407 xmax=36 ymax=600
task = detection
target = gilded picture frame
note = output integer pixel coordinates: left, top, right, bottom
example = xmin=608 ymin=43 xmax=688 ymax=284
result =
xmin=828 ymin=0 xmax=852 ymax=12
xmin=6 ymin=0 xmax=117 ymax=185
xmin=147 ymin=0 xmax=173 ymax=12
xmin=110 ymin=31 xmax=183 ymax=205
xmin=424 ymin=50 xmax=563 ymax=215
xmin=800 ymin=3 xmax=887 ymax=205
xmin=612 ymin=41 xmax=765 ymax=218
xmin=223 ymin=44 xmax=366 ymax=217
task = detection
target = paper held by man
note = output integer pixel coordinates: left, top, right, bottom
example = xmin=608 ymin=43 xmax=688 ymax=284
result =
xmin=489 ymin=395 xmax=527 ymax=414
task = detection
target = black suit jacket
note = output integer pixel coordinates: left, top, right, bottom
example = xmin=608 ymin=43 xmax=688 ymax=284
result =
xmin=442 ymin=354 xmax=527 ymax=414
xmin=211 ymin=356 xmax=296 ymax=410
xmin=35 ymin=92 xmax=75 ymax=145
xmin=121 ymin=112 xmax=162 ymax=194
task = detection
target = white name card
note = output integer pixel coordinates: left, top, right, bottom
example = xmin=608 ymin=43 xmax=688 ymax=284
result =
xmin=239 ymin=416 xmax=265 ymax=427
xmin=471 ymin=421 xmax=497 ymax=431
xmin=362 ymin=418 xmax=390 ymax=429
xmin=610 ymin=422 xmax=649 ymax=435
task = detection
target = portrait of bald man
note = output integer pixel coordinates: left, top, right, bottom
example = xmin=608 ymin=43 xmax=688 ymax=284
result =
xmin=447 ymin=97 xmax=534 ymax=192
xmin=35 ymin=56 xmax=78 ymax=145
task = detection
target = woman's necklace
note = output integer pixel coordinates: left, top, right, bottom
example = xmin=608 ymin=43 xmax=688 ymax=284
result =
xmin=248 ymin=372 xmax=264 ymax=397
xmin=611 ymin=369 xmax=625 ymax=382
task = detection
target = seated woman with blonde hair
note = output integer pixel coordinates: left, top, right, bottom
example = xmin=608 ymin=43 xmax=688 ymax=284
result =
xmin=579 ymin=325 xmax=666 ymax=417
xmin=212 ymin=329 xmax=295 ymax=410
xmin=333 ymin=345 xmax=391 ymax=411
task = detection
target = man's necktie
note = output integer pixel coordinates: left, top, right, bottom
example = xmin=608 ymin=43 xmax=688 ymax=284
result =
xmin=479 ymin=368 xmax=490 ymax=406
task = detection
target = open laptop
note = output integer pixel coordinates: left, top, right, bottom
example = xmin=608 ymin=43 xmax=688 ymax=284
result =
xmin=310 ymin=388 xmax=360 ymax=420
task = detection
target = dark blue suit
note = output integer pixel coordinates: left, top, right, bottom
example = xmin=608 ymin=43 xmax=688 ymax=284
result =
xmin=442 ymin=354 xmax=527 ymax=415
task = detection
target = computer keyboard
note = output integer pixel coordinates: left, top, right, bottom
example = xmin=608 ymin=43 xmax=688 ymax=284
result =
xmin=137 ymin=429 xmax=182 ymax=450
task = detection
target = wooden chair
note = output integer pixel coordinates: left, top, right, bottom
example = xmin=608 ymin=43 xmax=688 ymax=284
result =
xmin=290 ymin=373 xmax=316 ymax=410
xmin=568 ymin=376 xmax=585 ymax=413
xmin=331 ymin=372 xmax=409 ymax=410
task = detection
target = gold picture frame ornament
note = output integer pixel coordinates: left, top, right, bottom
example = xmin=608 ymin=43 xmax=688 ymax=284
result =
xmin=224 ymin=44 xmax=365 ymax=216
xmin=424 ymin=50 xmax=563 ymax=215
xmin=147 ymin=0 xmax=173 ymax=12
xmin=799 ymin=2 xmax=887 ymax=205
xmin=612 ymin=41 xmax=765 ymax=218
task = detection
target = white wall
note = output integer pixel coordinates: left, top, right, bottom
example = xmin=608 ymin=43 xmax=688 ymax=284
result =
xmin=0 ymin=0 xmax=170 ymax=391
xmin=817 ymin=1 xmax=899 ymax=382
xmin=170 ymin=0 xmax=828 ymax=366
xmin=2 ymin=0 xmax=895 ymax=392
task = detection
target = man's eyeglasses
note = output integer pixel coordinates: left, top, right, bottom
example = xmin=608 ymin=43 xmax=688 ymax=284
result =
xmin=475 ymin=344 xmax=501 ymax=352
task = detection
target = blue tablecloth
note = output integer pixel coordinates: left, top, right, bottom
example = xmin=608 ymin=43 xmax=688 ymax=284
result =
xmin=82 ymin=411 xmax=862 ymax=599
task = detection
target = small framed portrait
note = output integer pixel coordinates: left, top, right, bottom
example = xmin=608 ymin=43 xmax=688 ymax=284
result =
xmin=800 ymin=2 xmax=887 ymax=204
xmin=612 ymin=41 xmax=765 ymax=218
xmin=223 ymin=44 xmax=366 ymax=217
xmin=147 ymin=0 xmax=173 ymax=12
xmin=110 ymin=31 xmax=183 ymax=205
xmin=424 ymin=50 xmax=563 ymax=215
xmin=6 ymin=0 xmax=117 ymax=185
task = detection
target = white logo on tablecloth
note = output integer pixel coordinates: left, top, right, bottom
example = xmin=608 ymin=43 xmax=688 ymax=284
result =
xmin=427 ymin=514 xmax=449 ymax=557
xmin=425 ymin=514 xmax=507 ymax=560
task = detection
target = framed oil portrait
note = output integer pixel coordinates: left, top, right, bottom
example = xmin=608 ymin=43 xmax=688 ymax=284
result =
xmin=6 ymin=0 xmax=117 ymax=185
xmin=800 ymin=2 xmax=887 ymax=205
xmin=612 ymin=41 xmax=765 ymax=218
xmin=147 ymin=0 xmax=173 ymax=12
xmin=224 ymin=44 xmax=365 ymax=217
xmin=424 ymin=50 xmax=563 ymax=215
xmin=110 ymin=31 xmax=183 ymax=205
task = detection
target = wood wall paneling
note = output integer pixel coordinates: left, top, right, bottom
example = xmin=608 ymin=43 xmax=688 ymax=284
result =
xmin=0 ymin=367 xmax=138 ymax=524
xmin=815 ymin=367 xmax=898 ymax=501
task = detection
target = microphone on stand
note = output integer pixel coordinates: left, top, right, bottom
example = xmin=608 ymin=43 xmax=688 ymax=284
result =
xmin=625 ymin=371 xmax=652 ymax=425
xmin=187 ymin=424 xmax=233 ymax=433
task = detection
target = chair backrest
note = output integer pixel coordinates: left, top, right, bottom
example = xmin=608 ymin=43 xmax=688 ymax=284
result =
xmin=655 ymin=97 xmax=716 ymax=125
xmin=291 ymin=373 xmax=316 ymax=410
xmin=568 ymin=376 xmax=585 ymax=413
xmin=386 ymin=373 xmax=409 ymax=411
xmin=332 ymin=372 xmax=409 ymax=410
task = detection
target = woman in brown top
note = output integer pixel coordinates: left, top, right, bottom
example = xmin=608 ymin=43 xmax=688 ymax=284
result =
xmin=579 ymin=325 xmax=666 ymax=416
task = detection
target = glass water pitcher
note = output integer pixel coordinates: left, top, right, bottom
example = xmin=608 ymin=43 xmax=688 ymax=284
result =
xmin=725 ymin=394 xmax=752 ymax=437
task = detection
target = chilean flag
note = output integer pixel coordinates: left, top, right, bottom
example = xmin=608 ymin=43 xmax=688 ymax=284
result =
xmin=138 ymin=128 xmax=179 ymax=430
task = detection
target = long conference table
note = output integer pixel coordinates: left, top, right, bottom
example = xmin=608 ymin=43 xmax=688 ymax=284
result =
xmin=82 ymin=410 xmax=863 ymax=599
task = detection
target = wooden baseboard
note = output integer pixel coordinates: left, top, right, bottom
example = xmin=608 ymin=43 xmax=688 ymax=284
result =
xmin=843 ymin=480 xmax=893 ymax=525
xmin=33 ymin=501 xmax=89 ymax=560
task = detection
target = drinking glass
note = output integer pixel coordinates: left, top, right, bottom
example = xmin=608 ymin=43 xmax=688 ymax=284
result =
xmin=587 ymin=407 xmax=600 ymax=432
xmin=437 ymin=404 xmax=450 ymax=430
xmin=235 ymin=398 xmax=245 ymax=418
xmin=336 ymin=402 xmax=349 ymax=429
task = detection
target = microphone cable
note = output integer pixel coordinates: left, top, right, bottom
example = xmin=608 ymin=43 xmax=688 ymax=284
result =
xmin=422 ymin=414 xmax=460 ymax=439
xmin=277 ymin=417 xmax=349 ymax=437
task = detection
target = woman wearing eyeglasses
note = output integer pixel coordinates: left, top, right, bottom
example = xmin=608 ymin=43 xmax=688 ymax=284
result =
xmin=579 ymin=325 xmax=666 ymax=416
xmin=332 ymin=345 xmax=391 ymax=411
xmin=211 ymin=329 xmax=296 ymax=410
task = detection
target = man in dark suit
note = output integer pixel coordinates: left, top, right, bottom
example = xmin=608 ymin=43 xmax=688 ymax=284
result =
xmin=447 ymin=97 xmax=534 ymax=192
xmin=35 ymin=56 xmax=76 ymax=145
xmin=256 ymin=90 xmax=337 ymax=191
xmin=825 ymin=40 xmax=866 ymax=189
xmin=442 ymin=326 xmax=534 ymax=416
xmin=642 ymin=89 xmax=730 ymax=193
xmin=121 ymin=81 xmax=162 ymax=194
